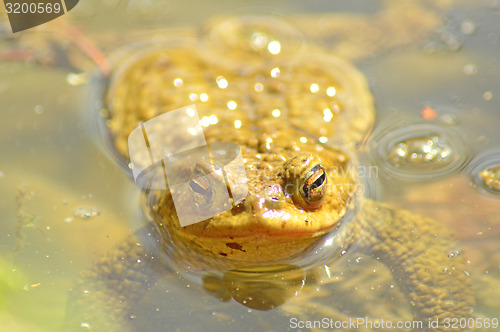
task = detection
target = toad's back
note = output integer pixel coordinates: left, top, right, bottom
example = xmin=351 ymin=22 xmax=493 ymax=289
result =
xmin=106 ymin=17 xmax=375 ymax=160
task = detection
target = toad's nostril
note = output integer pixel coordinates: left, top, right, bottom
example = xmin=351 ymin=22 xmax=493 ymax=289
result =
xmin=263 ymin=184 xmax=284 ymax=205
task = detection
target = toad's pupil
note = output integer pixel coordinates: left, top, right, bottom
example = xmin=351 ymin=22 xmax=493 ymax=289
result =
xmin=312 ymin=171 xmax=326 ymax=188
xmin=303 ymin=165 xmax=325 ymax=200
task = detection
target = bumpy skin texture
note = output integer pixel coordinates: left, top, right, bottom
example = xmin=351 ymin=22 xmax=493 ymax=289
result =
xmin=65 ymin=14 xmax=474 ymax=332
xmin=340 ymin=200 xmax=474 ymax=327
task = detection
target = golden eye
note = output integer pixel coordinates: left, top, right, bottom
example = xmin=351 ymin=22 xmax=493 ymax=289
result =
xmin=282 ymin=155 xmax=327 ymax=209
xmin=300 ymin=164 xmax=327 ymax=204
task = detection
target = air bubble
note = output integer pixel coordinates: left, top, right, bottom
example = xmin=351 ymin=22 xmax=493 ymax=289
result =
xmin=479 ymin=167 xmax=500 ymax=191
xmin=369 ymin=123 xmax=468 ymax=181
xmin=439 ymin=114 xmax=458 ymax=126
xmin=387 ymin=135 xmax=452 ymax=166
xmin=73 ymin=208 xmax=100 ymax=220
xmin=460 ymin=19 xmax=476 ymax=35
xmin=34 ymin=105 xmax=44 ymax=115
xmin=463 ymin=64 xmax=477 ymax=76
xmin=469 ymin=150 xmax=500 ymax=197
xmin=483 ymin=91 xmax=493 ymax=101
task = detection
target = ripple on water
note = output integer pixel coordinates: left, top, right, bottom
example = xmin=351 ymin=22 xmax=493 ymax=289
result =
xmin=469 ymin=150 xmax=500 ymax=197
xmin=369 ymin=122 xmax=469 ymax=181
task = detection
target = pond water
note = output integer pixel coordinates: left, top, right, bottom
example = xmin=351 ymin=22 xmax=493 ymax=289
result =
xmin=0 ymin=0 xmax=499 ymax=331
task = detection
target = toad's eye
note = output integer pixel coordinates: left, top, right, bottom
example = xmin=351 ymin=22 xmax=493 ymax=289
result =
xmin=282 ymin=155 xmax=327 ymax=209
xmin=300 ymin=164 xmax=327 ymax=204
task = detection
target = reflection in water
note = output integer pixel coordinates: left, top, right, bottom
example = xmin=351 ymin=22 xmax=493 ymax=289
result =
xmin=203 ymin=265 xmax=306 ymax=311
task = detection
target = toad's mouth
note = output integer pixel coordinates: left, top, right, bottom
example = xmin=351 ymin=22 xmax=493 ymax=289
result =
xmin=172 ymin=210 xmax=346 ymax=239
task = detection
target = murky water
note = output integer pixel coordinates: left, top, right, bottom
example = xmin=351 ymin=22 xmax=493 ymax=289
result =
xmin=1 ymin=0 xmax=499 ymax=331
